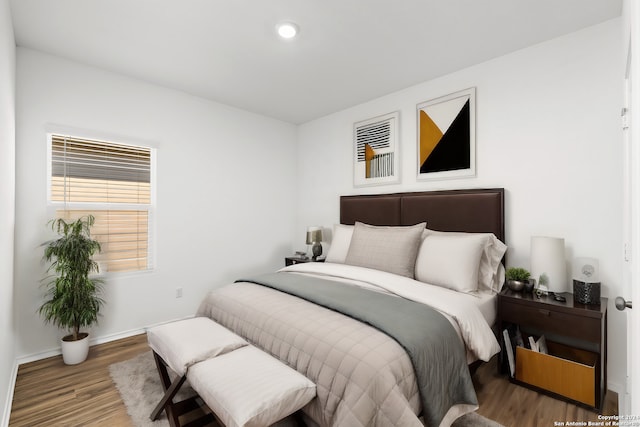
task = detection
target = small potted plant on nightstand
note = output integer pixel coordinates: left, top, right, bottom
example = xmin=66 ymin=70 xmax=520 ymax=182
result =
xmin=505 ymin=267 xmax=532 ymax=292
xmin=39 ymin=215 xmax=104 ymax=365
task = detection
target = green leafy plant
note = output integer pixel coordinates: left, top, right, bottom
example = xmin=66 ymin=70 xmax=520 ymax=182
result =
xmin=39 ymin=215 xmax=104 ymax=341
xmin=505 ymin=267 xmax=531 ymax=282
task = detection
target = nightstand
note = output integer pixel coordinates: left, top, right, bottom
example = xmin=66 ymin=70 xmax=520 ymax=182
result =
xmin=284 ymin=256 xmax=325 ymax=266
xmin=497 ymin=288 xmax=607 ymax=410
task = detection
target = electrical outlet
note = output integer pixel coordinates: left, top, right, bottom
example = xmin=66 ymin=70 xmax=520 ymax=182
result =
xmin=176 ymin=287 xmax=183 ymax=298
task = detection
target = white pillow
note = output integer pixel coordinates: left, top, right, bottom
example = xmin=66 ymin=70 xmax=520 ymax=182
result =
xmin=423 ymin=229 xmax=507 ymax=292
xmin=482 ymin=236 xmax=507 ymax=291
xmin=325 ymin=224 xmax=354 ymax=263
xmin=146 ymin=317 xmax=247 ymax=376
xmin=345 ymin=222 xmax=426 ymax=278
xmin=414 ymin=233 xmax=487 ymax=293
xmin=495 ymin=263 xmax=506 ymax=292
xmin=188 ymin=345 xmax=316 ymax=427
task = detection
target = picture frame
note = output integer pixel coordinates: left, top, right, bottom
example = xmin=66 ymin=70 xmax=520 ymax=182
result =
xmin=353 ymin=111 xmax=400 ymax=187
xmin=417 ymin=87 xmax=476 ymax=181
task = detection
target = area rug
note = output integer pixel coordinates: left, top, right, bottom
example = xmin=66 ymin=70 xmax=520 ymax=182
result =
xmin=109 ymin=351 xmax=504 ymax=427
xmin=109 ymin=351 xmax=195 ymax=427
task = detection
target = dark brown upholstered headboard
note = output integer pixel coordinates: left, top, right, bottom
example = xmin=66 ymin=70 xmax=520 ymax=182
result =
xmin=340 ymin=188 xmax=505 ymax=243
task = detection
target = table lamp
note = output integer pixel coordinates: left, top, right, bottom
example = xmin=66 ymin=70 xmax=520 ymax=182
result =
xmin=530 ymin=236 xmax=567 ymax=294
xmin=306 ymin=227 xmax=323 ymax=260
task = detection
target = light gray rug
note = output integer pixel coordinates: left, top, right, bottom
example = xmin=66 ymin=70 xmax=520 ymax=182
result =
xmin=109 ymin=351 xmax=196 ymax=427
xmin=109 ymin=351 xmax=503 ymax=427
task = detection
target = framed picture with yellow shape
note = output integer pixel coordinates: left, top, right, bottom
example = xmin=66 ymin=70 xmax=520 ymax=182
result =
xmin=417 ymin=87 xmax=476 ymax=181
xmin=353 ymin=111 xmax=400 ymax=187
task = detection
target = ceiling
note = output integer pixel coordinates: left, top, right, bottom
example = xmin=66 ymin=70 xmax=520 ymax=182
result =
xmin=10 ymin=0 xmax=621 ymax=124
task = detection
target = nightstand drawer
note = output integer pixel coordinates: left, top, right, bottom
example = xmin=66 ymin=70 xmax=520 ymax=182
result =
xmin=499 ymin=302 xmax=600 ymax=343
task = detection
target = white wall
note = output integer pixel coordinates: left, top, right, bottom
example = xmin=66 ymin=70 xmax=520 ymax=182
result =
xmin=0 ymin=0 xmax=15 ymax=422
xmin=297 ymin=19 xmax=625 ymax=391
xmin=14 ymin=48 xmax=298 ymax=359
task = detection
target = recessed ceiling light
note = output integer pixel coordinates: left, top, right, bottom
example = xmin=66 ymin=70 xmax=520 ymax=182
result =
xmin=276 ymin=22 xmax=299 ymax=39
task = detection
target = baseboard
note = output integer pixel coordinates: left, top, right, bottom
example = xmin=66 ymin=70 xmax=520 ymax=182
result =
xmin=15 ymin=328 xmax=148 ymax=365
xmin=15 ymin=315 xmax=195 ymax=366
xmin=1 ymin=359 xmax=18 ymax=427
xmin=90 ymin=327 xmax=147 ymax=347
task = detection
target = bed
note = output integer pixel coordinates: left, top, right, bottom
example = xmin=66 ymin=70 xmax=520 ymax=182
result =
xmin=197 ymin=188 xmax=506 ymax=427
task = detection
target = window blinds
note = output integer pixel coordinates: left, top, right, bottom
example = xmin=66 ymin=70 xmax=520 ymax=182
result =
xmin=51 ymin=135 xmax=151 ymax=204
xmin=50 ymin=134 xmax=153 ymax=273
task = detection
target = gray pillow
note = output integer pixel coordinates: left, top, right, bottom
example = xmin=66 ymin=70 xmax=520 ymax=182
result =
xmin=345 ymin=222 xmax=426 ymax=278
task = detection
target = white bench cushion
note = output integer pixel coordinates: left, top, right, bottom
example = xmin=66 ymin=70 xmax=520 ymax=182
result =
xmin=147 ymin=317 xmax=247 ymax=376
xmin=188 ymin=346 xmax=316 ymax=427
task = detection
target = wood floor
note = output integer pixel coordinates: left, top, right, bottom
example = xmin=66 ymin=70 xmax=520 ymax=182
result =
xmin=473 ymin=355 xmax=618 ymax=427
xmin=9 ymin=333 xmax=618 ymax=427
xmin=9 ymin=334 xmax=149 ymax=427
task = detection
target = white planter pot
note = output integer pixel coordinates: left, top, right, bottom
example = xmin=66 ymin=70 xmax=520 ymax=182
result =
xmin=61 ymin=333 xmax=90 ymax=365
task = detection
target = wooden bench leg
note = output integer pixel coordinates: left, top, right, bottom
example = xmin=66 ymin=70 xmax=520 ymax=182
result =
xmin=151 ymin=351 xmax=185 ymax=426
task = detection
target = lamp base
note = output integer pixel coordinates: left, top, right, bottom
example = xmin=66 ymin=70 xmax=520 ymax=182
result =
xmin=573 ymin=280 xmax=600 ymax=305
xmin=312 ymin=242 xmax=322 ymax=260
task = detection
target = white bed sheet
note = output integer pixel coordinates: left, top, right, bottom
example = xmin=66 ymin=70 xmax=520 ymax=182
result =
xmin=280 ymin=262 xmax=500 ymax=364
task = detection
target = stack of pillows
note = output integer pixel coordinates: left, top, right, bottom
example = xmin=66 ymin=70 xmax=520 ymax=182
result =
xmin=325 ymin=222 xmax=507 ymax=294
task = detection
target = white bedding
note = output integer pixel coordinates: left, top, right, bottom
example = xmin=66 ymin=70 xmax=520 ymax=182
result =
xmin=280 ymin=262 xmax=501 ymax=364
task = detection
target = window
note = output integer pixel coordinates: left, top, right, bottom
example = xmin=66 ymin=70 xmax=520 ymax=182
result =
xmin=48 ymin=133 xmax=154 ymax=273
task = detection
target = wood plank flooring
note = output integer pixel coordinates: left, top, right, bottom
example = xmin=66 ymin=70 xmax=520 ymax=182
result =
xmin=9 ymin=333 xmax=618 ymax=426
xmin=9 ymin=334 xmax=149 ymax=427
xmin=473 ymin=356 xmax=618 ymax=427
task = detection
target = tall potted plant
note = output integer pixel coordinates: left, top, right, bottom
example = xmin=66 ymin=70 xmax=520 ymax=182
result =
xmin=39 ymin=215 xmax=104 ymax=365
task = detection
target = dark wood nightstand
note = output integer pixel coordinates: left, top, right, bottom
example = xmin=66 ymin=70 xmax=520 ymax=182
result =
xmin=497 ymin=288 xmax=607 ymax=410
xmin=284 ymin=256 xmax=326 ymax=266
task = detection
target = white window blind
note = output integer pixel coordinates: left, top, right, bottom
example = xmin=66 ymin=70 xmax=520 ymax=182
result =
xmin=49 ymin=134 xmax=154 ymax=273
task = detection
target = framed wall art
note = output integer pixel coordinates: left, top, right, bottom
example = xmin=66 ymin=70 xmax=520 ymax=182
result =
xmin=353 ymin=111 xmax=400 ymax=187
xmin=417 ymin=87 xmax=476 ymax=180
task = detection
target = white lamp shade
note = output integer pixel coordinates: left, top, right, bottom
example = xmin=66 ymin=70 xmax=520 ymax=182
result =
xmin=530 ymin=236 xmax=567 ymax=293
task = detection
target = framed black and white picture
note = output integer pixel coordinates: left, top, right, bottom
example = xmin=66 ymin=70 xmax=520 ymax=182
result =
xmin=353 ymin=111 xmax=400 ymax=187
xmin=417 ymin=88 xmax=476 ymax=180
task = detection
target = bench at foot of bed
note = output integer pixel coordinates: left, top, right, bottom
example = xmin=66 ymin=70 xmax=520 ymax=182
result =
xmin=147 ymin=317 xmax=316 ymax=427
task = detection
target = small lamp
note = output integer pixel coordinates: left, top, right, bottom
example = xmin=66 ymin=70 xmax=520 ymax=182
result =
xmin=530 ymin=236 xmax=567 ymax=294
xmin=306 ymin=227 xmax=323 ymax=260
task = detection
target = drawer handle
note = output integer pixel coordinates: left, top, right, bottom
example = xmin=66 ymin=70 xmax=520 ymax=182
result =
xmin=538 ymin=309 xmax=550 ymax=316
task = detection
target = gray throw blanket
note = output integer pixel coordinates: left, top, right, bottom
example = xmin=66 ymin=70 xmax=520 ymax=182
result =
xmin=237 ymin=272 xmax=478 ymax=427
